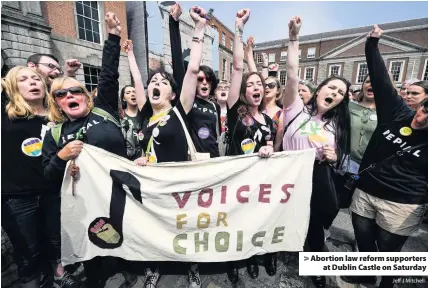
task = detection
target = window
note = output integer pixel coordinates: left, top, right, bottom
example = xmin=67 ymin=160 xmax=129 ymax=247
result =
xmin=298 ymin=49 xmax=302 ymax=59
xmin=304 ymin=67 xmax=315 ymax=81
xmin=329 ymin=64 xmax=341 ymax=76
xmin=230 ymin=38 xmax=233 ymax=50
xmin=356 ymin=63 xmax=368 ymax=84
xmin=307 ymin=47 xmax=316 ymax=59
xmin=298 ymin=68 xmax=301 ymax=78
xmin=76 ymin=1 xmax=100 ymax=43
xmin=83 ymin=65 xmax=100 ymax=92
xmin=389 ymin=60 xmax=405 ymax=83
xmin=229 ymin=62 xmax=233 ymax=80
xmin=279 ymin=70 xmax=287 ymax=86
xmin=280 ymin=51 xmax=287 ymax=62
xmin=256 ymin=53 xmax=263 ymax=63
xmin=221 ymin=32 xmax=226 ymax=46
xmin=423 ymin=59 xmax=428 ymax=81
xmin=222 ymin=59 xmax=226 ymax=80
xmin=268 ymin=53 xmax=275 ymax=63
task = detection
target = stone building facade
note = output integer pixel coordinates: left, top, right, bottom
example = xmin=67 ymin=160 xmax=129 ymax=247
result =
xmin=209 ymin=15 xmax=248 ymax=83
xmin=253 ymin=18 xmax=428 ymax=89
xmin=1 ymin=1 xmax=150 ymax=92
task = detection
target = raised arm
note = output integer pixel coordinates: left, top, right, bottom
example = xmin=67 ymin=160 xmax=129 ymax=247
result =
xmin=169 ymin=3 xmax=185 ymax=103
xmin=274 ymin=110 xmax=285 ymax=152
xmin=282 ymin=16 xmax=301 ymax=109
xmin=96 ymin=12 xmax=122 ymax=115
xmin=365 ymin=25 xmax=412 ymax=123
xmin=123 ymin=40 xmax=146 ymax=111
xmin=227 ymin=9 xmax=250 ymax=108
xmin=246 ymin=37 xmax=268 ymax=79
xmin=179 ymin=6 xmax=207 ymax=113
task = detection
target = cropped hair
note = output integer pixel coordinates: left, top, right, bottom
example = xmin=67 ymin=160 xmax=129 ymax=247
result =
xmin=27 ymin=53 xmax=59 ymax=65
xmin=147 ymin=68 xmax=177 ymax=93
xmin=199 ymin=65 xmax=218 ymax=96
xmin=2 ymin=66 xmax=48 ymax=119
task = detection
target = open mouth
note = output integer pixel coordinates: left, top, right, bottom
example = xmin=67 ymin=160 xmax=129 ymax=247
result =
xmin=221 ymin=92 xmax=226 ymax=97
xmin=201 ymin=87 xmax=209 ymax=92
xmin=367 ymin=88 xmax=373 ymax=94
xmin=29 ymin=88 xmax=40 ymax=93
xmin=324 ymin=97 xmax=333 ymax=105
xmin=130 ymin=97 xmax=136 ymax=101
xmin=68 ymin=102 xmax=79 ymax=110
xmin=253 ymin=93 xmax=261 ymax=100
xmin=152 ymin=88 xmax=161 ymax=100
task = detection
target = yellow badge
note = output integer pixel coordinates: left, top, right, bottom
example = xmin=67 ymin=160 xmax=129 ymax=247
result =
xmin=147 ymin=153 xmax=157 ymax=163
xmin=399 ymin=127 xmax=412 ymax=136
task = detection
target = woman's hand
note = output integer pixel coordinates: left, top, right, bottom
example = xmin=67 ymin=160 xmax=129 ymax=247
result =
xmin=247 ymin=36 xmax=255 ymax=51
xmin=258 ymin=145 xmax=274 ymax=158
xmin=262 ymin=52 xmax=268 ymax=68
xmin=70 ymin=163 xmax=80 ymax=178
xmin=288 ymin=16 xmax=301 ymax=39
xmin=57 ymin=140 xmax=83 ymax=161
xmin=134 ymin=156 xmax=148 ymax=166
xmin=235 ymin=9 xmax=250 ymax=33
xmin=189 ymin=6 xmax=207 ymax=28
xmin=322 ymin=145 xmax=337 ymax=163
xmin=170 ymin=3 xmax=182 ymax=21
xmin=368 ymin=24 xmax=383 ymax=39
xmin=105 ymin=12 xmax=121 ymax=36
xmin=122 ymin=39 xmax=133 ymax=53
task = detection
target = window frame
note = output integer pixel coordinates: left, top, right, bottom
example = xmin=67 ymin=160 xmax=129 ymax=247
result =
xmin=230 ymin=37 xmax=233 ymax=50
xmin=423 ymin=59 xmax=428 ymax=81
xmin=256 ymin=53 xmax=263 ymax=64
xmin=83 ymin=65 xmax=101 ymax=92
xmin=280 ymin=51 xmax=287 ymax=62
xmin=74 ymin=1 xmax=102 ymax=44
xmin=229 ymin=62 xmax=233 ymax=81
xmin=221 ymin=32 xmax=226 ymax=46
xmin=268 ymin=53 xmax=275 ymax=63
xmin=279 ymin=70 xmax=287 ymax=86
xmin=356 ymin=62 xmax=368 ymax=84
xmin=388 ymin=59 xmax=406 ymax=83
xmin=304 ymin=67 xmax=315 ymax=82
xmin=298 ymin=49 xmax=302 ymax=59
xmin=307 ymin=47 xmax=316 ymax=59
xmin=328 ymin=64 xmax=341 ymax=77
xmin=222 ymin=58 xmax=227 ymax=80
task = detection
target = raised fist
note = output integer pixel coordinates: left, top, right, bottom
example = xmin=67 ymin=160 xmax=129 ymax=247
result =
xmin=288 ymin=16 xmax=302 ymax=38
xmin=189 ymin=6 xmax=207 ymax=27
xmin=170 ymin=3 xmax=182 ymax=21
xmin=65 ymin=59 xmax=81 ymax=77
xmin=235 ymin=9 xmax=250 ymax=31
xmin=261 ymin=52 xmax=268 ymax=66
xmin=122 ymin=39 xmax=133 ymax=53
xmin=105 ymin=12 xmax=121 ymax=36
xmin=247 ymin=36 xmax=255 ymax=49
xmin=368 ymin=24 xmax=383 ymax=39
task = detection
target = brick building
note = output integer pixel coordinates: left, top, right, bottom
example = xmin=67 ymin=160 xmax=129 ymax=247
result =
xmin=1 ymin=1 xmax=150 ymax=92
xmin=253 ymin=18 xmax=428 ymax=89
xmin=209 ymin=15 xmax=248 ymax=83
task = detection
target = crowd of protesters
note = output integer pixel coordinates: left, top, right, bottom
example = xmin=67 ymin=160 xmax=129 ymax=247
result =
xmin=1 ymin=3 xmax=428 ymax=288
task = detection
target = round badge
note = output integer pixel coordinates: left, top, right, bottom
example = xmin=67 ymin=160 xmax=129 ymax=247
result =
xmin=137 ymin=132 xmax=144 ymax=141
xmin=158 ymin=120 xmax=167 ymax=127
xmin=147 ymin=153 xmax=157 ymax=163
xmin=240 ymin=138 xmax=255 ymax=154
xmin=21 ymin=138 xmax=42 ymax=157
xmin=399 ymin=127 xmax=412 ymax=136
xmin=369 ymin=114 xmax=377 ymax=121
xmin=242 ymin=116 xmax=254 ymax=127
xmin=265 ymin=134 xmax=271 ymax=141
xmin=198 ymin=127 xmax=210 ymax=139
xmin=153 ymin=127 xmax=160 ymax=138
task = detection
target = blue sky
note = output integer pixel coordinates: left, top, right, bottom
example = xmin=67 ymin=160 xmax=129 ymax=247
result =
xmin=146 ymin=1 xmax=428 ymax=68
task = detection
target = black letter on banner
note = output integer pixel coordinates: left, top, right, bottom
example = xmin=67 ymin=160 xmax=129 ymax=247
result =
xmin=88 ymin=170 xmax=142 ymax=249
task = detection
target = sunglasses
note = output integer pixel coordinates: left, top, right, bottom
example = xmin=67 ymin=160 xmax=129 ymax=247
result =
xmin=53 ymin=86 xmax=84 ymax=98
xmin=197 ymin=76 xmax=212 ymax=83
xmin=265 ymin=82 xmax=277 ymax=89
xmin=37 ymin=63 xmax=63 ymax=74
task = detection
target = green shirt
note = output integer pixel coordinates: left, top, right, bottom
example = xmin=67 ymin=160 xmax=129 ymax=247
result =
xmin=349 ymin=101 xmax=377 ymax=164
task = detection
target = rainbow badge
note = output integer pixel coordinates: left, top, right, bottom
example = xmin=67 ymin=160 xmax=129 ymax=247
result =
xmin=21 ymin=137 xmax=42 ymax=157
xmin=241 ymin=138 xmax=255 ymax=154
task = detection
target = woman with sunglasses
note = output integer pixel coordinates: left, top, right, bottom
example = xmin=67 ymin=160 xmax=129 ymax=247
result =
xmin=42 ymin=12 xmax=133 ymax=288
xmin=225 ymin=8 xmax=277 ymax=285
xmin=2 ymin=66 xmax=79 ymax=288
xmin=282 ymin=17 xmax=351 ymax=288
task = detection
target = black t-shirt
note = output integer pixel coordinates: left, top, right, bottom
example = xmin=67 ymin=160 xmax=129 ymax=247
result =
xmin=2 ymin=96 xmax=57 ymax=196
xmin=122 ymin=111 xmax=143 ymax=160
xmin=139 ymin=101 xmax=189 ymax=163
xmin=226 ymin=100 xmax=274 ymax=156
xmin=358 ymin=37 xmax=428 ymax=205
xmin=42 ymin=34 xmax=125 ymax=187
xmin=188 ymin=97 xmax=220 ymax=158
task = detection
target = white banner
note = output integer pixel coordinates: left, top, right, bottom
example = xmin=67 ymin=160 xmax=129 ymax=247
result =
xmin=61 ymin=144 xmax=316 ymax=265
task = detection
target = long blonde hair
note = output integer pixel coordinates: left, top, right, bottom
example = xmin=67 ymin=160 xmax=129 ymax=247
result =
xmin=48 ymin=77 xmax=93 ymax=123
xmin=2 ymin=66 xmax=48 ymax=119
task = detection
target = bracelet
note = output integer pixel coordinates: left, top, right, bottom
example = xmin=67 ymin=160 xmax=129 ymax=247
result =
xmin=262 ymin=66 xmax=268 ymax=69
xmin=192 ymin=37 xmax=204 ymax=43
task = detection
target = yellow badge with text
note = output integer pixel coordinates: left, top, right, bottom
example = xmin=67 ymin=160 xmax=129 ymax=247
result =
xmin=399 ymin=127 xmax=412 ymax=136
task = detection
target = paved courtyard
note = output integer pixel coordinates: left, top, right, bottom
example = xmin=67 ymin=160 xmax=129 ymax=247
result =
xmin=2 ymin=209 xmax=428 ymax=288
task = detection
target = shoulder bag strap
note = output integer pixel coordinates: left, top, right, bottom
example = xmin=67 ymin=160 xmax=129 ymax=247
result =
xmin=173 ymin=107 xmax=198 ymax=159
xmin=51 ymin=123 xmax=63 ymax=146
xmin=91 ymin=107 xmax=121 ymax=127
xmin=283 ymin=110 xmax=303 ymax=137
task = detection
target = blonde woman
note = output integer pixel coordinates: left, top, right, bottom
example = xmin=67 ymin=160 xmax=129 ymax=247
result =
xmin=1 ymin=66 xmax=78 ymax=288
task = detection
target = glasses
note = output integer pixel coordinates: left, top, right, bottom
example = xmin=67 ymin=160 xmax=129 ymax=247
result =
xmin=197 ymin=76 xmax=212 ymax=83
xmin=217 ymin=86 xmax=229 ymax=91
xmin=265 ymin=83 xmax=277 ymax=89
xmin=37 ymin=63 xmax=63 ymax=74
xmin=52 ymin=86 xmax=84 ymax=98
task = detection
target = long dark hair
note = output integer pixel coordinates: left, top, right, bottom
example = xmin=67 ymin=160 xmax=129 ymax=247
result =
xmin=199 ymin=65 xmax=217 ymax=96
xmin=239 ymin=72 xmax=266 ymax=113
xmin=120 ymin=85 xmax=133 ymax=109
xmin=411 ymin=80 xmax=428 ymax=95
xmin=305 ymin=75 xmax=351 ymax=169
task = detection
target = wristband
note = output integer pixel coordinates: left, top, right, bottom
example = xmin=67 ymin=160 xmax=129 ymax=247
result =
xmin=289 ymin=38 xmax=299 ymax=41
